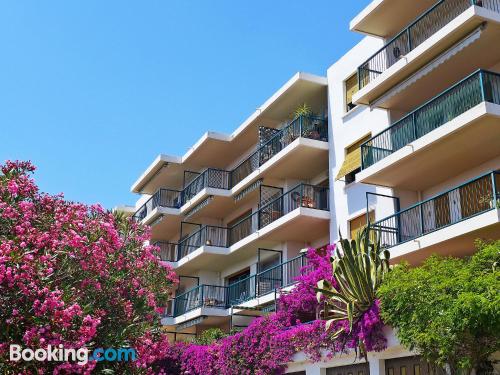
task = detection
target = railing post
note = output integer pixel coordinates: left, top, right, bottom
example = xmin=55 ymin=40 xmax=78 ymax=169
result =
xmin=281 ymin=262 xmax=284 ymax=288
xmin=200 ymin=286 xmax=204 ymax=309
xmin=299 ymin=115 xmax=303 ymax=136
xmin=419 ymin=204 xmax=425 ymax=237
xmin=412 ymin=112 xmax=417 ymax=141
xmin=255 ymin=273 xmax=258 ymax=298
xmin=357 ymin=67 xmax=362 ymax=90
xmin=479 ymin=70 xmax=486 ymax=102
xmin=407 ymin=27 xmax=412 ymax=52
xmin=491 ymin=172 xmax=498 ymax=209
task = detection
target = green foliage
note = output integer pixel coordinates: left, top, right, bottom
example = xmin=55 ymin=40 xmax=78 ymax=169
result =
xmin=194 ymin=328 xmax=228 ymax=345
xmin=378 ymin=240 xmax=500 ymax=373
xmin=315 ymin=229 xmax=390 ymax=355
xmin=292 ymin=103 xmax=313 ymax=119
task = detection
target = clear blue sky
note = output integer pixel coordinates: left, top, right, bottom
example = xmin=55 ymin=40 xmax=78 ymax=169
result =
xmin=0 ymin=1 xmax=367 ymax=209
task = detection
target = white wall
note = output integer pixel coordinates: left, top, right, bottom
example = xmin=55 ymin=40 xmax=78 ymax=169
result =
xmin=327 ymin=36 xmax=394 ymax=243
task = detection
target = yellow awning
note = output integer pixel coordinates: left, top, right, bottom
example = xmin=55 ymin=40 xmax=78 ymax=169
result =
xmin=336 ymin=147 xmax=361 ymax=180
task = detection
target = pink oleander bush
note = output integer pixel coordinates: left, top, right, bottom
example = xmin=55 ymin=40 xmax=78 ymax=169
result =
xmin=0 ymin=161 xmax=178 ymax=374
xmin=158 ymin=246 xmax=386 ymax=375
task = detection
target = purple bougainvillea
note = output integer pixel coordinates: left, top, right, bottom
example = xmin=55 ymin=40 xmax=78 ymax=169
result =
xmin=158 ymin=245 xmax=386 ymax=375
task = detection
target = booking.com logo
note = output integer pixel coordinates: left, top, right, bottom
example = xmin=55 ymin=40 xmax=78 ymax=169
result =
xmin=10 ymin=344 xmax=137 ymax=365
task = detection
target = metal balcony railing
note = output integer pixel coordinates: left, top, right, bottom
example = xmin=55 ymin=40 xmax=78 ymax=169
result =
xmin=171 ymin=254 xmax=307 ymax=316
xmin=173 ymin=284 xmax=229 ymax=317
xmin=361 ymin=70 xmax=500 ymax=169
xmin=181 ymin=168 xmax=231 ymax=204
xmin=230 ymin=116 xmax=328 ymax=187
xmin=358 ymin=0 xmax=500 ymax=89
xmin=229 ymin=184 xmax=329 ymax=246
xmin=227 ymin=254 xmax=307 ymax=306
xmin=132 ymin=188 xmax=182 ymax=221
xmin=177 ymin=225 xmax=229 ymax=259
xmin=371 ymin=171 xmax=499 ymax=248
xmin=167 ymin=184 xmax=329 ymax=263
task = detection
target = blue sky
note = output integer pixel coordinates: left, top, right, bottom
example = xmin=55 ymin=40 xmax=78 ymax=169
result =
xmin=0 ymin=1 xmax=367 ymax=209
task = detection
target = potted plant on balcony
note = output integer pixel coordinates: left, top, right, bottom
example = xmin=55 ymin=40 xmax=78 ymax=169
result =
xmin=478 ymin=193 xmax=500 ymax=209
xmin=292 ymin=103 xmax=322 ymax=141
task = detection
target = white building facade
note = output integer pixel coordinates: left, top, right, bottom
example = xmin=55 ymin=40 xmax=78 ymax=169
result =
xmin=120 ymin=0 xmax=500 ymax=373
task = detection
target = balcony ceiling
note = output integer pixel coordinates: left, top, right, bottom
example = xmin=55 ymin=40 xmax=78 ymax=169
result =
xmin=350 ymin=0 xmax=436 ymax=38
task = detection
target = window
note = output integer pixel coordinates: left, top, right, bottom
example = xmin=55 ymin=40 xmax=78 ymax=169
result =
xmin=336 ymin=134 xmax=371 ymax=185
xmin=349 ymin=211 xmax=375 ymax=240
xmin=345 ymin=73 xmax=359 ymax=112
xmin=227 ymin=269 xmax=251 ymax=286
xmin=227 ymin=209 xmax=252 ymax=228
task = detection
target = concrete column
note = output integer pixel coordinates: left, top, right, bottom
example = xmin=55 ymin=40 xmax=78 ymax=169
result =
xmin=305 ymin=363 xmax=326 ymax=375
xmin=368 ymin=356 xmax=386 ymax=375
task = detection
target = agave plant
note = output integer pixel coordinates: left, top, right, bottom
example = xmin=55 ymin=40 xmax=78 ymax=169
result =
xmin=316 ymin=227 xmax=390 ymax=339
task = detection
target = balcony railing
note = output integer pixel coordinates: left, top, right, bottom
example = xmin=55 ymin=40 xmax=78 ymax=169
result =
xmin=227 ymin=254 xmax=306 ymax=306
xmin=371 ymin=171 xmax=499 ymax=248
xmin=132 ymin=188 xmax=182 ymax=221
xmin=358 ymin=0 xmax=500 ymax=89
xmin=165 ymin=184 xmax=329 ymax=263
xmin=177 ymin=225 xmax=229 ymax=259
xmin=229 ymin=183 xmax=329 ymax=246
xmin=173 ymin=284 xmax=228 ymax=317
xmin=181 ymin=168 xmax=231 ymax=204
xmin=230 ymin=116 xmax=328 ymax=187
xmin=361 ymin=70 xmax=500 ymax=169
xmin=171 ymin=254 xmax=307 ymax=316
xmin=153 ymin=241 xmax=179 ymax=262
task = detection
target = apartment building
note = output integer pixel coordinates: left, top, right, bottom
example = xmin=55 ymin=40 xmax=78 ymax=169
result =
xmin=121 ymin=0 xmax=500 ymax=373
xmin=123 ymin=72 xmax=331 ymax=341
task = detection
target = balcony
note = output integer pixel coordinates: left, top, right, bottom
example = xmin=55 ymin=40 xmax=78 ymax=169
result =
xmin=132 ymin=188 xmax=182 ymax=223
xmin=227 ymin=254 xmax=306 ymax=306
xmin=372 ymin=171 xmax=500 ymax=263
xmin=350 ymin=0 xmax=437 ymax=38
xmin=355 ymin=0 xmax=500 ymax=107
xmin=230 ymin=116 xmax=328 ymax=191
xmin=169 ymin=254 xmax=306 ymax=319
xmin=166 ymin=184 xmax=329 ymax=272
xmin=229 ymin=184 xmax=329 ymax=247
xmin=181 ymin=168 xmax=231 ymax=206
xmin=358 ymin=70 xmax=500 ymax=190
xmin=153 ymin=241 xmax=178 ymax=262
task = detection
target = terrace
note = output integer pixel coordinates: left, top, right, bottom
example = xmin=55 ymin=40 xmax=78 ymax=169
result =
xmin=371 ymin=170 xmax=500 ymax=263
xmin=358 ymin=70 xmax=500 ymax=191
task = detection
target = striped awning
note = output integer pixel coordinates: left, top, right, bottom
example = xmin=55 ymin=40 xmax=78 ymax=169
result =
xmin=336 ymin=147 xmax=361 ymax=180
xmin=184 ymin=196 xmax=213 ymax=219
xmin=234 ymin=179 xmax=263 ymax=202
